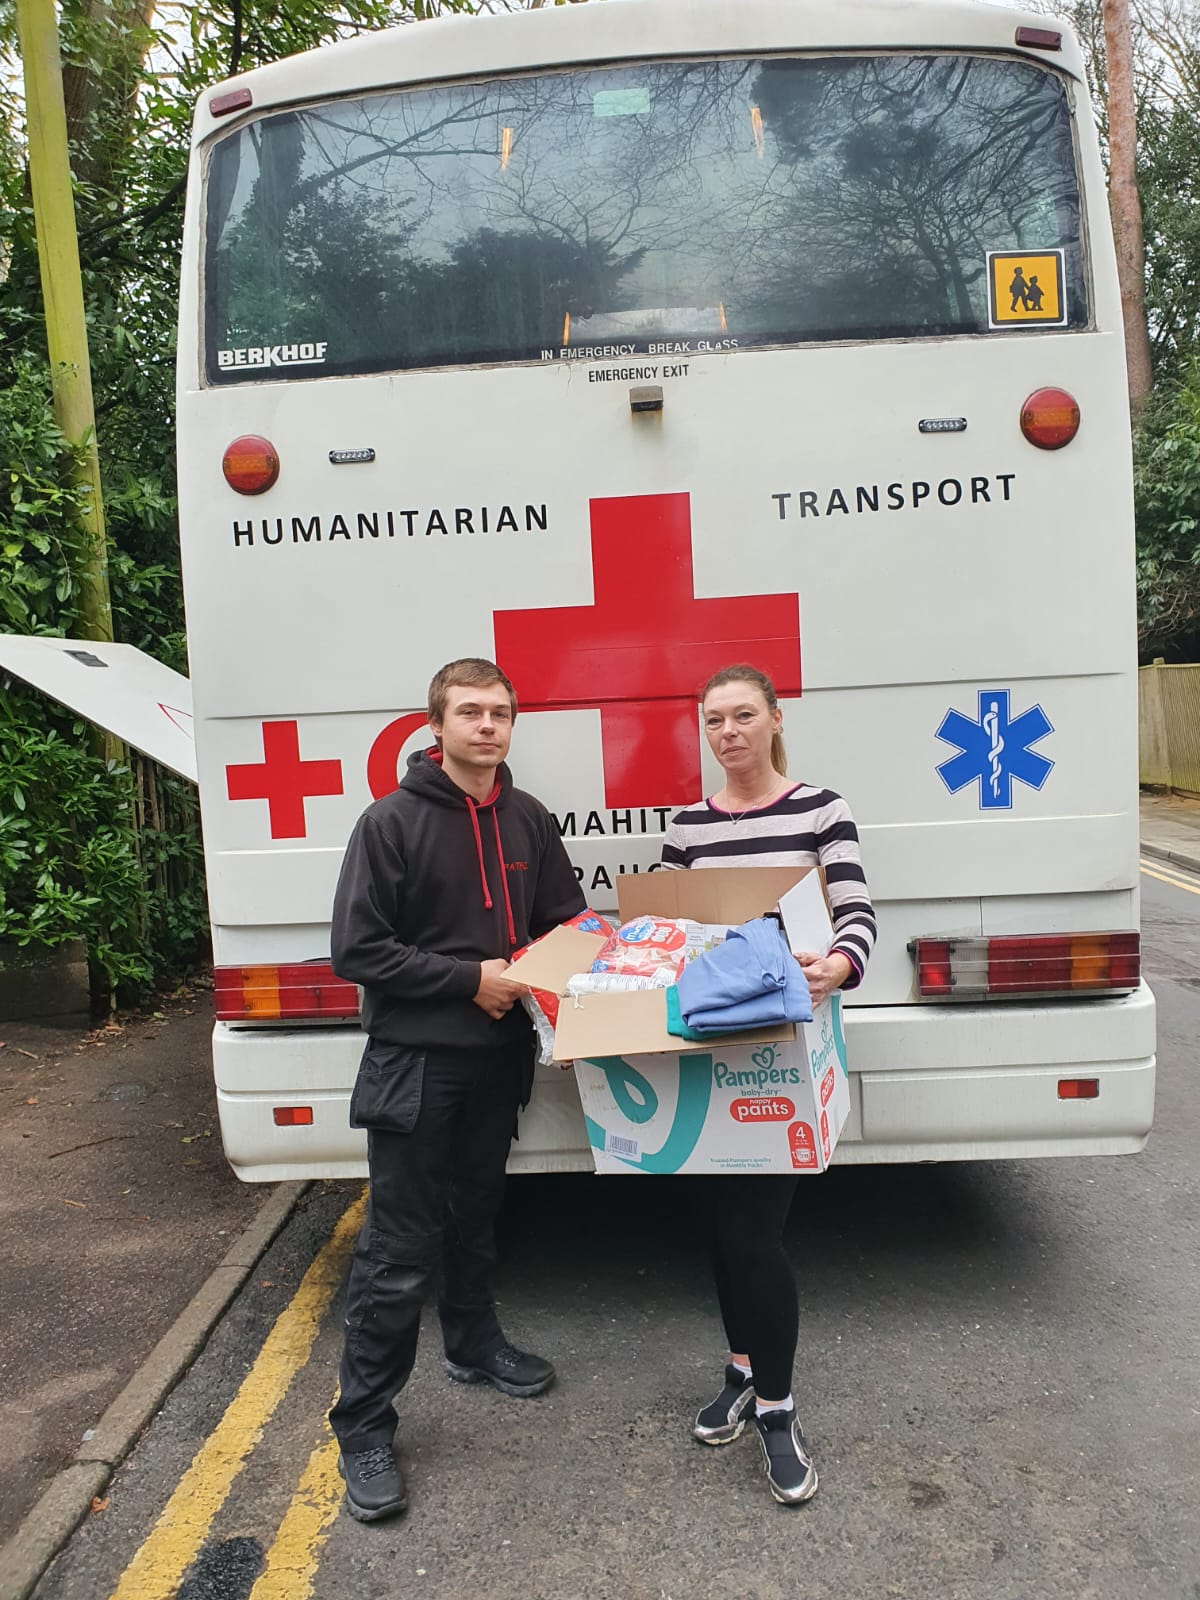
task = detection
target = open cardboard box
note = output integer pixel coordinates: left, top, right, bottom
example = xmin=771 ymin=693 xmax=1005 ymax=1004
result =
xmin=506 ymin=867 xmax=851 ymax=1175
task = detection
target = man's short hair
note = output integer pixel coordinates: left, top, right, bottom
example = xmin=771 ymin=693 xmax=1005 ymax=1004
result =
xmin=427 ymin=658 xmax=518 ymax=726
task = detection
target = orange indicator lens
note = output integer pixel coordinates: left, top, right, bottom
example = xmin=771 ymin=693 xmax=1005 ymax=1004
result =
xmin=222 ymin=436 xmax=280 ymax=494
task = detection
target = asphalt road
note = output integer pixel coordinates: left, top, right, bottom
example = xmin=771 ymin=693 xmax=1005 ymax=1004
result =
xmin=32 ymin=862 xmax=1200 ymax=1600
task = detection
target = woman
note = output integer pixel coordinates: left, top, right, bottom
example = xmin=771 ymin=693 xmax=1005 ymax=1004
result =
xmin=661 ymin=663 xmax=876 ymax=1505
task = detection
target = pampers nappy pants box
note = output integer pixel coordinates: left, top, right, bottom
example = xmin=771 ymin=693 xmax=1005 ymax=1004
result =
xmin=505 ymin=867 xmax=851 ymax=1175
xmin=574 ymin=994 xmax=849 ymax=1174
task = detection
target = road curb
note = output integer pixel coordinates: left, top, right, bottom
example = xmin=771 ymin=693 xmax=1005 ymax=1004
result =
xmin=1141 ymin=840 xmax=1200 ymax=876
xmin=0 ymin=1179 xmax=310 ymax=1600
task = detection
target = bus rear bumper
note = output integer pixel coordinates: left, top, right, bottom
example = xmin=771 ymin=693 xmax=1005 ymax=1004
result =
xmin=835 ymin=980 xmax=1156 ymax=1163
xmin=211 ymin=982 xmax=1156 ymax=1180
xmin=212 ymin=1024 xmax=595 ymax=1183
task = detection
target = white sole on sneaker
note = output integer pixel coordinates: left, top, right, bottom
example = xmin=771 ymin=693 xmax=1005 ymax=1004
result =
xmin=694 ymin=1416 xmax=749 ymax=1447
xmin=756 ymin=1416 xmax=820 ymax=1505
xmin=692 ymin=1383 xmax=756 ymax=1445
xmin=767 ymin=1466 xmax=819 ymax=1506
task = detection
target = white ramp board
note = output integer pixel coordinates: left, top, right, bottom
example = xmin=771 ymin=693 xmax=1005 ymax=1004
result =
xmin=0 ymin=635 xmax=196 ymax=781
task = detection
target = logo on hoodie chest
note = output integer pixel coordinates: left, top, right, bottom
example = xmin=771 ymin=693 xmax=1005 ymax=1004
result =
xmin=505 ymin=860 xmax=528 ymax=873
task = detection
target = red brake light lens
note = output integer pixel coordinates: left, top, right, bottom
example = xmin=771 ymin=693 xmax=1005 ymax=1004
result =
xmin=1021 ymin=388 xmax=1080 ymax=450
xmin=222 ymin=435 xmax=280 ymax=495
xmin=911 ymin=932 xmax=1139 ymax=1000
xmin=213 ymin=962 xmax=359 ymax=1021
xmin=916 ymin=940 xmax=952 ymax=997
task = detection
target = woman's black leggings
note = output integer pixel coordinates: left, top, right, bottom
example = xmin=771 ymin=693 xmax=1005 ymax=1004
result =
xmin=703 ymin=1173 xmax=800 ymax=1402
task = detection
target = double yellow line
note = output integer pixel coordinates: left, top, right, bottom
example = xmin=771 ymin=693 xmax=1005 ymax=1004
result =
xmin=1139 ymin=855 xmax=1200 ymax=896
xmin=107 ymin=1191 xmax=364 ymax=1600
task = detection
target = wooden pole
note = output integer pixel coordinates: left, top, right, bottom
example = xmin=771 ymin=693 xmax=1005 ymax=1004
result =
xmin=1103 ymin=0 xmax=1154 ymax=412
xmin=14 ymin=0 xmax=115 ymax=644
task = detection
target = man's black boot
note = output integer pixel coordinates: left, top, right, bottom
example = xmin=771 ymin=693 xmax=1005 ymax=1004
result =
xmin=338 ymin=1443 xmax=407 ymax=1522
xmin=445 ymin=1341 xmax=555 ymax=1398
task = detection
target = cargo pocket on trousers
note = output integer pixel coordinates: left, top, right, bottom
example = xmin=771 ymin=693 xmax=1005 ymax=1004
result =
xmin=348 ymin=1042 xmax=425 ymax=1133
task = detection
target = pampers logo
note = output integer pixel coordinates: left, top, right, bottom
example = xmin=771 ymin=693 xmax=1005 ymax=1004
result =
xmin=810 ymin=1022 xmax=837 ymax=1077
xmin=714 ymin=1046 xmax=803 ymax=1091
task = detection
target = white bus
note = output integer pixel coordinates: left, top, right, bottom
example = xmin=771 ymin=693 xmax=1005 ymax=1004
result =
xmin=3 ymin=0 xmax=1155 ymax=1179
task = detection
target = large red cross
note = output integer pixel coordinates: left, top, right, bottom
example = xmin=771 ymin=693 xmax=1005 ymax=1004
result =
xmin=226 ymin=720 xmax=344 ymax=839
xmin=493 ymin=493 xmax=801 ymax=808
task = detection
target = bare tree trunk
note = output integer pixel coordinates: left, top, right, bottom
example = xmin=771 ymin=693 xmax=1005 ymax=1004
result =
xmin=1104 ymin=0 xmax=1154 ymax=411
xmin=61 ymin=0 xmax=157 ymax=204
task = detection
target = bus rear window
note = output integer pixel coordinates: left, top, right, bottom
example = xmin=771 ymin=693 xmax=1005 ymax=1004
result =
xmin=203 ymin=53 xmax=1088 ymax=381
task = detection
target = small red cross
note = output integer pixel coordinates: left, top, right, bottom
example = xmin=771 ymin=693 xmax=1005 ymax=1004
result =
xmin=226 ymin=720 xmax=344 ymax=839
xmin=493 ymin=493 xmax=800 ymax=807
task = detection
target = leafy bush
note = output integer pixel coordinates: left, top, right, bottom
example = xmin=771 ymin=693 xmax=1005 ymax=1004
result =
xmin=0 ymin=360 xmax=205 ymax=997
xmin=0 ymin=358 xmax=92 ymax=631
xmin=1135 ymin=363 xmax=1200 ymax=659
xmin=0 ymin=700 xmax=147 ymax=983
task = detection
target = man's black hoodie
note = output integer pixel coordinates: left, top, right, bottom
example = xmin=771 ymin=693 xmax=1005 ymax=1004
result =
xmin=331 ymin=748 xmax=585 ymax=1056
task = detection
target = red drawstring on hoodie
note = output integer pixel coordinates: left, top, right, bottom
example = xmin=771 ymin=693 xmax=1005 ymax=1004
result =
xmin=465 ymin=795 xmax=517 ymax=948
xmin=466 ymin=798 xmax=491 ymax=908
xmin=492 ymin=809 xmax=517 ymax=949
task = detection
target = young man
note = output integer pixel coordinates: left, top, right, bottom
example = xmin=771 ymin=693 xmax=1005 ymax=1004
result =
xmin=329 ymin=658 xmax=585 ymax=1522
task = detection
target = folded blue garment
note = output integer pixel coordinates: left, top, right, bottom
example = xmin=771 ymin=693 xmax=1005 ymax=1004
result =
xmin=675 ymin=917 xmax=813 ymax=1034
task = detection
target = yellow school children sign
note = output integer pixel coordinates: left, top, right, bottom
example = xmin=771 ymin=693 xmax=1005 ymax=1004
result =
xmin=987 ymin=249 xmax=1066 ymax=328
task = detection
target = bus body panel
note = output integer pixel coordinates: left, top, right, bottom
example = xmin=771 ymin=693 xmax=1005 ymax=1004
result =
xmin=175 ymin=0 xmax=1154 ymax=1177
xmin=183 ymin=0 xmax=1091 ymax=158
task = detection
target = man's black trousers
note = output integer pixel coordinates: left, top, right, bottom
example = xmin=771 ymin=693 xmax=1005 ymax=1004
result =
xmin=330 ymin=1040 xmax=524 ymax=1452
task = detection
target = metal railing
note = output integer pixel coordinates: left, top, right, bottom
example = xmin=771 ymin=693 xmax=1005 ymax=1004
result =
xmin=1139 ymin=660 xmax=1200 ymax=793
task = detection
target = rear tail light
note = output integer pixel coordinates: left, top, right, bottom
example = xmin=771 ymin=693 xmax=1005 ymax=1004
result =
xmin=915 ymin=939 xmax=953 ymax=997
xmin=1021 ymin=388 xmax=1080 ymax=450
xmin=273 ymin=1105 xmax=315 ymax=1126
xmin=222 ymin=435 xmax=280 ymax=494
xmin=214 ymin=962 xmax=359 ymax=1021
xmin=910 ymin=932 xmax=1139 ymax=1000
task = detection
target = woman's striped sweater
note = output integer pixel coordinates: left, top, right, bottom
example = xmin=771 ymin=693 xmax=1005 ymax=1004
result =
xmin=660 ymin=783 xmax=877 ymax=987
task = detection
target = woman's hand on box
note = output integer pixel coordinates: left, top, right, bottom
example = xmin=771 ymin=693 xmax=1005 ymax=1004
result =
xmin=795 ymin=951 xmax=853 ymax=1008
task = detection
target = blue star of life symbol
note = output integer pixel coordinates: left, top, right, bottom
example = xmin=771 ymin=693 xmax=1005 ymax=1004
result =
xmin=935 ymin=689 xmax=1054 ymax=810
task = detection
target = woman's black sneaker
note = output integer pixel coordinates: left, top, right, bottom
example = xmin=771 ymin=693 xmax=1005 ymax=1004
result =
xmin=338 ymin=1444 xmax=407 ymax=1522
xmin=445 ymin=1341 xmax=555 ymax=1398
xmin=692 ymin=1364 xmax=756 ymax=1445
xmin=754 ymin=1409 xmax=819 ymax=1505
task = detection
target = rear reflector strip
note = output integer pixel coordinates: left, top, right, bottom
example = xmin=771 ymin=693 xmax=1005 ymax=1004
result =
xmin=910 ymin=932 xmax=1139 ymax=1000
xmin=274 ymin=1106 xmax=315 ymax=1126
xmin=1058 ymin=1079 xmax=1100 ymax=1100
xmin=214 ymin=962 xmax=359 ymax=1021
